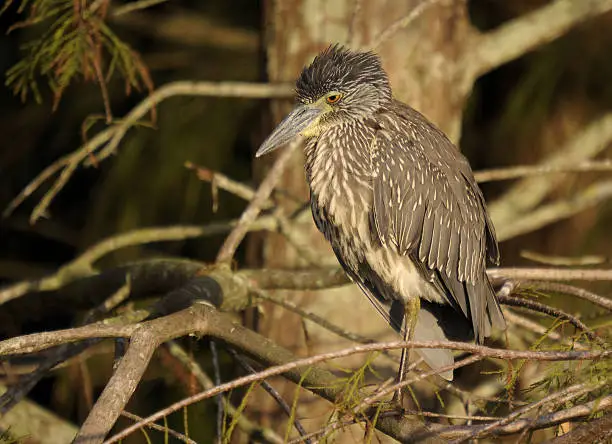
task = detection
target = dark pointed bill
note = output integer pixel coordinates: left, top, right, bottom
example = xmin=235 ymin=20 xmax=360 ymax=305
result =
xmin=255 ymin=105 xmax=322 ymax=157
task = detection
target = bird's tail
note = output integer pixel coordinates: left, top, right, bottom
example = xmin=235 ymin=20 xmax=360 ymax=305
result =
xmin=412 ymin=301 xmax=474 ymax=381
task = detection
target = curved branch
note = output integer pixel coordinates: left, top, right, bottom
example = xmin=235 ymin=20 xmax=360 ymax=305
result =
xmin=468 ymin=0 xmax=612 ymax=76
xmin=4 ymin=81 xmax=293 ymax=224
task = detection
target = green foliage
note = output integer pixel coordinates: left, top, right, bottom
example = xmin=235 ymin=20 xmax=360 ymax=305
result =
xmin=3 ymin=0 xmax=152 ymax=117
xmin=284 ymin=368 xmax=312 ymax=443
xmin=502 ymin=299 xmax=611 ymax=422
xmin=222 ymin=383 xmax=258 ymax=443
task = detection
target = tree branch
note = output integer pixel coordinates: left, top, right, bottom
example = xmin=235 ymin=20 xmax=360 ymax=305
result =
xmin=216 ymin=139 xmax=299 ymax=264
xmin=488 ymin=267 xmax=612 ymax=282
xmin=489 ymin=113 xmax=612 ymax=229
xmin=3 ymin=81 xmax=293 ymax=224
xmin=496 ymin=180 xmax=612 ymax=241
xmin=469 ymin=0 xmax=612 ymax=76
xmin=474 ymin=160 xmax=612 ymax=183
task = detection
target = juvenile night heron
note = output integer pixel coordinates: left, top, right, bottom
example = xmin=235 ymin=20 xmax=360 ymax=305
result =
xmin=256 ymin=45 xmax=505 ymax=383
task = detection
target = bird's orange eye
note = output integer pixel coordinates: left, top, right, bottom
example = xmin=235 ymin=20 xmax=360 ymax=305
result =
xmin=326 ymin=93 xmax=342 ymax=104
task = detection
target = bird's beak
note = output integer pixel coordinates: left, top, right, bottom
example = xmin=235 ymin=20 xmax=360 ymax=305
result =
xmin=255 ymin=104 xmax=323 ymax=157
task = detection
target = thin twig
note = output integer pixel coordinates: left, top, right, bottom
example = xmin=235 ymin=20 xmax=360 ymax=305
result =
xmin=489 ymin=113 xmax=612 ymax=228
xmin=0 ymin=219 xmax=277 ymax=306
xmin=452 ymin=383 xmax=595 ymax=442
xmin=474 ymin=160 xmax=612 ymax=183
xmin=103 ymin=341 xmax=608 ymax=443
xmin=436 ymin=395 xmax=612 ymax=440
xmin=209 ymin=340 xmax=223 ymax=444
xmin=525 ymin=281 xmax=612 ymax=312
xmin=185 ymin=161 xmax=274 ymax=209
xmin=216 ymin=139 xmax=299 ymax=263
xmin=90 ymin=81 xmax=293 ymax=165
xmin=488 ymin=267 xmax=612 ymax=282
xmin=369 ymin=0 xmax=448 ymax=49
xmin=357 ymin=355 xmax=483 ymax=412
xmin=546 ymin=410 xmax=612 ymax=443
xmin=520 ymin=250 xmax=606 ymax=267
xmin=228 ymin=349 xmax=311 ymax=443
xmin=111 ymin=0 xmax=170 ymax=16
xmin=4 ymin=81 xmax=293 ymax=223
xmin=497 ymin=295 xmax=600 ymax=343
xmin=121 ymin=411 xmax=197 ymax=444
xmin=503 ymin=310 xmax=588 ymax=350
xmin=163 ymin=341 xmax=284 ymax=444
xmin=254 ymin=289 xmax=376 ymax=345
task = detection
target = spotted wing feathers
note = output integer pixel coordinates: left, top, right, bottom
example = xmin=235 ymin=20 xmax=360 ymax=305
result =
xmin=371 ymin=104 xmax=505 ymax=341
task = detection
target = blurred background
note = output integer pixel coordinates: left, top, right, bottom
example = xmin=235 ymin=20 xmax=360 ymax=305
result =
xmin=0 ymin=0 xmax=611 ymax=442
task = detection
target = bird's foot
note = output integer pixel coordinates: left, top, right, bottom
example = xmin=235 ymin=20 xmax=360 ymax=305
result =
xmin=390 ymin=388 xmax=406 ymax=413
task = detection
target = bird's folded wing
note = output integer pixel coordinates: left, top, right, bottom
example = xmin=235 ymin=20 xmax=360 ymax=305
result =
xmin=370 ymin=127 xmax=504 ymax=340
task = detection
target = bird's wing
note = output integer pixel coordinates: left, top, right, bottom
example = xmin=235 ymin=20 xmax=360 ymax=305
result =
xmin=370 ymin=108 xmax=504 ymax=340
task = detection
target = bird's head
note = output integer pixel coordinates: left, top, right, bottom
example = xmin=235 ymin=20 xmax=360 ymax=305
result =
xmin=256 ymin=44 xmax=392 ymax=157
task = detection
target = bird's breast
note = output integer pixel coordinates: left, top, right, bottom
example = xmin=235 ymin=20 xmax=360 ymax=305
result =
xmin=304 ymin=126 xmax=445 ymax=305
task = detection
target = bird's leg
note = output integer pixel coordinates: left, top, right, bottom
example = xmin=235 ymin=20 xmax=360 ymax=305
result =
xmin=394 ymin=296 xmax=420 ymax=408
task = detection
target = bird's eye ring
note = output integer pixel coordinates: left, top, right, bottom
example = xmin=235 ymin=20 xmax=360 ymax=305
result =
xmin=326 ymin=93 xmax=342 ymax=104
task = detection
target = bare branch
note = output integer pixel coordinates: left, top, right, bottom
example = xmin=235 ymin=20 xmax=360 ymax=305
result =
xmin=75 ymin=330 xmax=158 ymax=443
xmin=459 ymin=383 xmax=594 ymax=442
xmin=474 ymin=160 xmax=612 ymax=183
xmin=90 ymin=81 xmax=293 ymax=165
xmin=0 ymin=321 xmax=140 ymax=355
xmin=469 ymin=0 xmax=612 ymax=76
xmin=253 ymin=289 xmax=375 ymax=345
xmin=0 ymin=218 xmax=277 ymax=306
xmin=369 ymin=0 xmax=448 ymax=49
xmin=163 ymin=341 xmax=285 ymax=444
xmin=228 ymin=349 xmax=310 ymax=443
xmin=488 ymin=267 xmax=612 ymax=282
xmin=503 ymin=310 xmax=589 ymax=350
xmin=216 ymin=140 xmax=299 ymax=263
xmin=121 ymin=411 xmax=196 ymax=444
xmin=496 ymin=180 xmax=612 ymax=241
xmin=434 ymin=395 xmax=612 ymax=440
xmin=520 ymin=251 xmax=606 ymax=267
xmin=185 ymin=161 xmax=274 ymax=209
xmin=490 ymin=113 xmax=612 ymax=228
xmin=111 ymin=0 xmax=170 ymax=16
xmin=4 ymin=81 xmax=293 ymax=224
xmin=526 ymin=281 xmax=612 ymax=312
xmin=546 ymin=411 xmax=612 ymax=443
xmin=75 ymin=307 xmax=211 ymax=443
xmin=497 ymin=295 xmax=600 ymax=343
xmin=104 ymin=337 xmax=607 ymax=443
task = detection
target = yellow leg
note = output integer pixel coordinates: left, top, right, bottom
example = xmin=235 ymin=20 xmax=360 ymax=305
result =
xmin=394 ymin=297 xmax=420 ymax=407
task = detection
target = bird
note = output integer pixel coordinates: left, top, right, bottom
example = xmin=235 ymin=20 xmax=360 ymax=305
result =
xmin=256 ymin=44 xmax=505 ymax=384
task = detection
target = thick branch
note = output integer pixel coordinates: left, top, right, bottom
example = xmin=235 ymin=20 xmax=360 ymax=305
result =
xmin=469 ymin=0 xmax=612 ymax=76
xmin=496 ymin=180 xmax=612 ymax=241
xmin=74 ymin=306 xmax=211 ymax=443
xmin=547 ymin=412 xmax=612 ymax=443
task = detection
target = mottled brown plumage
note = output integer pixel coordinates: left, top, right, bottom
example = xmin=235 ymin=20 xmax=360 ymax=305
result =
xmin=257 ymin=45 xmax=505 ymax=380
